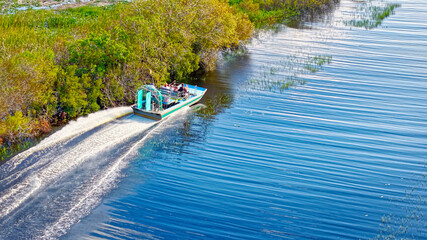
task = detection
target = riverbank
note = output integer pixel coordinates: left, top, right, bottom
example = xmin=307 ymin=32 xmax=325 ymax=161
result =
xmin=0 ymin=0 xmax=336 ymax=160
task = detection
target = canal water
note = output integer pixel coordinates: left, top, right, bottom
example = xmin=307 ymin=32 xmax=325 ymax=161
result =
xmin=1 ymin=0 xmax=426 ymax=239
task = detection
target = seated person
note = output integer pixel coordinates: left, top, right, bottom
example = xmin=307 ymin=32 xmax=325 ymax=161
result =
xmin=178 ymin=84 xmax=188 ymax=93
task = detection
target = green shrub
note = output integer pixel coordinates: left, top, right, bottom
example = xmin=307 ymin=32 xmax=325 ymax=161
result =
xmin=0 ymin=111 xmax=33 ymax=142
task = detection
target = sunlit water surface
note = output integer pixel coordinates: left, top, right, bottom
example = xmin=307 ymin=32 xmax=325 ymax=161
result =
xmin=0 ymin=0 xmax=426 ymax=239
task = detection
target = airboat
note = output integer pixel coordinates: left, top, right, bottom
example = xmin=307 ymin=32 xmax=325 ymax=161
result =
xmin=132 ymin=83 xmax=207 ymax=120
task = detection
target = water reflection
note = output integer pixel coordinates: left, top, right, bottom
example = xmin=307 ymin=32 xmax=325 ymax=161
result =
xmin=285 ymin=0 xmax=340 ymax=29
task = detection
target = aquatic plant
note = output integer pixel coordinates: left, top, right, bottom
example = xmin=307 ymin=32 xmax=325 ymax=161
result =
xmin=248 ymin=54 xmax=332 ymax=93
xmin=373 ymin=164 xmax=427 ymax=239
xmin=304 ymin=55 xmax=332 ymax=72
xmin=345 ymin=1 xmax=401 ymax=29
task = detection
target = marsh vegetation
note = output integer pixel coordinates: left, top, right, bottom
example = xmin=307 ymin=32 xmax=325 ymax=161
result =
xmin=248 ymin=54 xmax=332 ymax=93
xmin=345 ymin=0 xmax=400 ymax=29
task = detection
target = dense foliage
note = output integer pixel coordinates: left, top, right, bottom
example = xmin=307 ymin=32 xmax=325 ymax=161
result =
xmin=0 ymin=0 xmax=333 ymax=151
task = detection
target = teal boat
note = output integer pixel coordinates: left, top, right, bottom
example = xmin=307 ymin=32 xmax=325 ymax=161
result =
xmin=132 ymin=84 xmax=207 ymax=120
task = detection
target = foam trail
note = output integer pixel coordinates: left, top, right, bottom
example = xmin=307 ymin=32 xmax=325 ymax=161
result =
xmin=0 ymin=115 xmax=154 ymax=218
xmin=41 ymin=111 xmax=180 ymax=239
xmin=0 ymin=107 xmax=133 ymax=175
xmin=0 ymin=106 xmax=192 ymax=239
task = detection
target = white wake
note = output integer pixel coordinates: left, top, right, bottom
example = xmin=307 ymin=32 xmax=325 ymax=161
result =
xmin=0 ymin=106 xmax=192 ymax=239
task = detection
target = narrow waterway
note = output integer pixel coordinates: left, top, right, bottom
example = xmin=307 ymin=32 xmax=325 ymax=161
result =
xmin=1 ymin=0 xmax=426 ymax=239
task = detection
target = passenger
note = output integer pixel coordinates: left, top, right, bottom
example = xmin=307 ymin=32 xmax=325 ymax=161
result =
xmin=178 ymin=84 xmax=188 ymax=93
xmin=163 ymin=82 xmax=171 ymax=90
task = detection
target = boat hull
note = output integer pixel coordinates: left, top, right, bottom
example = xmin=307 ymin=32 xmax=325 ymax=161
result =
xmin=132 ymin=106 xmax=163 ymax=120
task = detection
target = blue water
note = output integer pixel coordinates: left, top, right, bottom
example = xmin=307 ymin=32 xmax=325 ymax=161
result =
xmin=1 ymin=0 xmax=426 ymax=239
